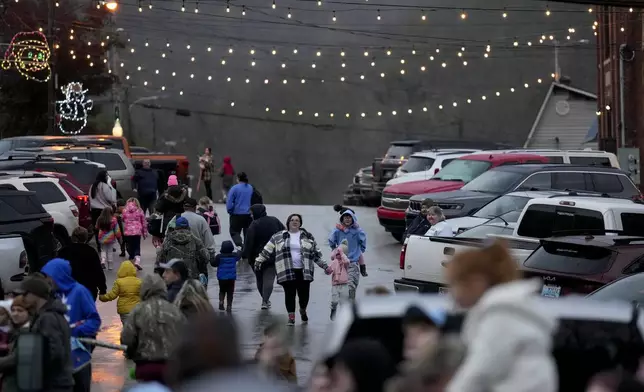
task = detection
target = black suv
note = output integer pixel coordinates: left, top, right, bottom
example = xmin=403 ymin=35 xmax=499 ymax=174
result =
xmin=406 ymin=164 xmax=641 ymax=224
xmin=0 ymin=189 xmax=57 ymax=274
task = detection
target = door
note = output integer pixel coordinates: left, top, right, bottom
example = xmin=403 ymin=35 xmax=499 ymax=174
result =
xmin=21 ymin=180 xmax=77 ymax=236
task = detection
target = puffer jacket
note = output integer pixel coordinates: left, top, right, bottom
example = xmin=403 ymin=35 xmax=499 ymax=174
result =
xmin=123 ymin=201 xmax=148 ymax=237
xmin=155 ymin=185 xmax=188 ymax=235
xmin=99 ymin=261 xmax=142 ymax=314
xmin=98 ymin=217 xmax=122 ymax=246
xmin=121 ymin=275 xmax=186 ymax=362
xmin=156 ymin=229 xmax=209 ymax=279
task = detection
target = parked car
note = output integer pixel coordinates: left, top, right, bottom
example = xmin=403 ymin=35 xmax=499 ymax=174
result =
xmin=378 ymin=152 xmax=549 ymax=242
xmin=0 ymin=189 xmax=57 ymax=292
xmin=586 ymin=272 xmax=644 ymax=304
xmin=39 ymin=172 xmax=92 ymax=234
xmin=0 ymin=172 xmax=79 ymax=247
xmin=523 ymin=235 xmax=644 ymax=297
xmin=0 ymin=154 xmax=105 ymax=193
xmin=405 ymin=164 xmax=642 ymax=229
xmin=492 ymin=148 xmax=620 ymax=167
xmin=343 ymin=166 xmax=379 ymax=206
xmin=329 ymin=294 xmax=644 ymax=392
xmin=386 ymin=149 xmax=481 ymax=186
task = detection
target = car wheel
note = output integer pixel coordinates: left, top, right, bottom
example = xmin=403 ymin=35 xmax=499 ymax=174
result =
xmin=391 ymin=231 xmax=404 ymax=243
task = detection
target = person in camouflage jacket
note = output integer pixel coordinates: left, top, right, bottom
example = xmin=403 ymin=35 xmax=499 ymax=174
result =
xmin=156 ymin=217 xmax=209 ymax=280
xmin=121 ymin=274 xmax=186 ymax=384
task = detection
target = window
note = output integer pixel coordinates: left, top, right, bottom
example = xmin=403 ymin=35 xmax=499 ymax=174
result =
xmin=88 ymin=153 xmax=126 ymax=171
xmin=498 ymin=161 xmax=519 ymax=166
xmin=525 ymin=160 xmax=545 ymax=164
xmin=441 ymin=159 xmax=454 ymax=168
xmin=24 ymin=182 xmax=67 ymax=204
xmin=400 ymin=157 xmax=435 ymax=173
xmin=0 ymin=184 xmax=17 ymax=190
xmin=455 ymin=224 xmax=513 ymax=238
xmin=552 ymin=172 xmax=587 ymax=191
xmin=461 ymin=171 xmax=525 ymax=193
xmin=621 ymin=213 xmax=644 ymax=236
xmin=38 ymin=162 xmax=100 ymax=185
xmin=524 ymin=242 xmax=615 ymax=275
xmin=517 ymin=204 xmax=605 ymax=238
xmin=589 ymin=273 xmax=644 ymax=304
xmin=591 ymin=174 xmax=624 ymax=193
xmin=570 ymin=156 xmax=612 ymax=167
xmin=385 ymin=145 xmax=414 ymax=159
xmin=0 ymin=140 xmax=13 ymax=154
xmin=0 ymin=193 xmax=46 ymax=216
xmin=433 ymin=160 xmax=492 ymax=183
xmin=622 ymin=256 xmax=644 ymax=275
xmin=518 ymin=173 xmax=552 ymax=190
xmin=473 ymin=195 xmax=530 ymax=219
xmin=548 ymin=156 xmax=564 ymax=164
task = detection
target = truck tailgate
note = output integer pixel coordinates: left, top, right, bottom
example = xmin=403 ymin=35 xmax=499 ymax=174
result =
xmin=0 ymin=234 xmax=28 ymax=292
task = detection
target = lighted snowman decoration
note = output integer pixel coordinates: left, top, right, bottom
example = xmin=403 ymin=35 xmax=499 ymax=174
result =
xmin=56 ymin=82 xmax=93 ymax=135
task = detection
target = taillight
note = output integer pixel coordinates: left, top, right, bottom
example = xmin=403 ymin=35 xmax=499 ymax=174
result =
xmin=434 ymin=168 xmax=440 ymax=174
xmin=76 ymin=195 xmax=89 ymax=205
xmin=19 ymin=250 xmax=27 ymax=269
xmin=399 ymin=243 xmax=407 ymax=269
xmin=70 ymin=206 xmax=79 ymax=217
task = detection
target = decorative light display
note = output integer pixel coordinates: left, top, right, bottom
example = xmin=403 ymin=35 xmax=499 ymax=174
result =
xmin=56 ymin=82 xmax=94 ymax=135
xmin=1 ymin=31 xmax=51 ymax=82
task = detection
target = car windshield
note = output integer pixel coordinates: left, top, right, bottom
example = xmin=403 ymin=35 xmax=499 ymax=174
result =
xmin=400 ymin=157 xmax=435 ymax=173
xmin=524 ymin=242 xmax=615 ymax=275
xmin=588 ymin=273 xmax=644 ymax=303
xmin=461 ymin=170 xmax=525 ymax=193
xmin=473 ymin=195 xmax=531 ymax=218
xmin=432 ymin=159 xmax=491 ymax=182
xmin=385 ymin=145 xmax=414 ymax=160
xmin=455 ymin=224 xmax=511 ymax=239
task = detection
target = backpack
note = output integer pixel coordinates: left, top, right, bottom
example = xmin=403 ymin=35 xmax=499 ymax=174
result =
xmin=251 ymin=186 xmax=263 ymax=206
xmin=199 ymin=207 xmax=221 ymax=235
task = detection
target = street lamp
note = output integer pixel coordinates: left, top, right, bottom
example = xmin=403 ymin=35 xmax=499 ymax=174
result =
xmin=105 ymin=1 xmax=118 ymax=11
xmin=112 ymin=118 xmax=123 ymax=137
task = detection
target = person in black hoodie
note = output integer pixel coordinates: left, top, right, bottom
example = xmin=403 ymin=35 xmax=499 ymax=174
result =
xmin=403 ymin=199 xmax=435 ymax=239
xmin=153 ymin=175 xmax=188 ymax=245
xmin=57 ymin=227 xmax=107 ymax=301
xmin=242 ymin=204 xmax=285 ymax=310
xmin=132 ymin=159 xmax=160 ymax=215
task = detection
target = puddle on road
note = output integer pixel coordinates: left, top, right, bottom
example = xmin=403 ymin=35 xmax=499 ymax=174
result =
xmin=92 ymin=315 xmax=129 ymax=392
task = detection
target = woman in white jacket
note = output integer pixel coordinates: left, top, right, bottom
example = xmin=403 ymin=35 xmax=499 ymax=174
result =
xmin=425 ymin=206 xmax=455 ymax=237
xmin=444 ymin=240 xmax=558 ymax=392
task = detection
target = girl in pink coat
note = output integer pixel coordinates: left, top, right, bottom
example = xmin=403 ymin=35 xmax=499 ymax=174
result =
xmin=122 ymin=198 xmax=147 ymax=269
xmin=329 ymin=240 xmax=351 ymax=320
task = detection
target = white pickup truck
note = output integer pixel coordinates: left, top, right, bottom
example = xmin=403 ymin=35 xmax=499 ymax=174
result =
xmin=394 ymin=196 xmax=644 ymax=293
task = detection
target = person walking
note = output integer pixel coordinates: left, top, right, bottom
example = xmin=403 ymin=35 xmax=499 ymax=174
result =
xmin=41 ymin=258 xmax=102 ymax=392
xmin=212 ymin=240 xmax=241 ymax=313
xmin=96 ymin=207 xmax=122 ymax=270
xmin=122 ymin=198 xmax=148 ymax=269
xmin=99 ymin=260 xmax=142 ymax=325
xmin=243 ymin=204 xmax=285 ymax=309
xmin=152 ymin=175 xmax=188 ymax=245
xmin=166 ymin=198 xmax=216 ymax=260
xmin=161 ymin=259 xmax=189 ymax=303
xmin=329 ymin=240 xmax=350 ymax=320
xmin=426 ymin=206 xmax=455 ymax=237
xmin=404 ymin=199 xmax=434 ymax=239
xmin=132 ymin=159 xmax=159 ymax=215
xmin=255 ymin=214 xmax=330 ymax=326
xmin=173 ymin=279 xmax=213 ymax=320
xmin=198 ymin=147 xmax=215 ymax=200
xmin=218 ymin=156 xmax=235 ymax=203
xmin=226 ymin=172 xmax=254 ymax=248
xmin=328 ymin=210 xmax=368 ymax=300
xmin=89 ymin=170 xmax=117 ymax=251
xmin=444 ymin=240 xmax=557 ymax=392
xmin=13 ymin=277 xmax=74 ymax=392
xmin=121 ymin=274 xmax=186 ymax=385
xmin=156 ymin=217 xmax=209 ymax=280
xmin=57 ymin=227 xmax=107 ymax=301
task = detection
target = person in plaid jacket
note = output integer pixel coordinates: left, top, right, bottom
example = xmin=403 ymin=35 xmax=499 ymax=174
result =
xmin=255 ymin=213 xmax=330 ymax=326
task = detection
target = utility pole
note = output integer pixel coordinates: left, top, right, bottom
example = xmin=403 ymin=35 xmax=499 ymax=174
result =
xmin=46 ymin=0 xmax=56 ymax=135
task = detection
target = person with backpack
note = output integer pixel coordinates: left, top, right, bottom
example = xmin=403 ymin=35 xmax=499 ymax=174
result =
xmin=226 ymin=172 xmax=255 ymax=248
xmin=151 ymin=175 xmax=188 ymax=246
xmin=165 ymin=198 xmax=216 ymax=261
xmin=197 ymin=197 xmax=221 ymax=236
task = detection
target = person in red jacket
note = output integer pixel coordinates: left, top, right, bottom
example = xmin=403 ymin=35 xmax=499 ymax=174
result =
xmin=218 ymin=156 xmax=235 ymax=203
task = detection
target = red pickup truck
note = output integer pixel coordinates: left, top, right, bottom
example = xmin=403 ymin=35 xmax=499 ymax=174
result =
xmin=377 ymin=152 xmax=549 ymax=242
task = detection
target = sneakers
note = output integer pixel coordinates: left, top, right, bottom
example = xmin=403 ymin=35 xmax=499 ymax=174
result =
xmin=261 ymin=300 xmax=272 ymax=310
xmin=300 ymin=308 xmax=309 ymax=324
xmin=134 ymin=257 xmax=142 ymax=271
xmin=287 ymin=313 xmax=295 ymax=326
xmin=219 ymin=302 xmax=225 ymax=311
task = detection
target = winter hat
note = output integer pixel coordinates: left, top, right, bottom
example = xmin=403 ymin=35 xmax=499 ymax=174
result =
xmin=334 ymin=339 xmax=395 ymax=392
xmin=339 ymin=239 xmax=349 ymax=255
xmin=175 ymin=216 xmax=189 ymax=229
xmin=167 ymin=175 xmax=179 ymax=186
xmin=18 ymin=276 xmax=51 ymax=299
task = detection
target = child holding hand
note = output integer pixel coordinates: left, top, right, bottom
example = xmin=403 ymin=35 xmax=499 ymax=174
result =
xmin=329 ymin=240 xmax=351 ymax=321
xmin=99 ymin=260 xmax=142 ymax=324
xmin=122 ymin=198 xmax=147 ymax=269
xmin=97 ymin=207 xmax=122 ymax=270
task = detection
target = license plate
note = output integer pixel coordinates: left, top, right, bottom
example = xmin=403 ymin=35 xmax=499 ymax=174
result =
xmin=394 ymin=283 xmax=419 ymax=293
xmin=541 ymin=284 xmax=561 ymax=298
xmin=438 ymin=287 xmax=449 ymax=295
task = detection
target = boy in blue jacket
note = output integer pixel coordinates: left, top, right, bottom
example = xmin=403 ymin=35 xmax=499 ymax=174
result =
xmin=226 ymin=172 xmax=254 ymax=248
xmin=211 ymin=240 xmax=241 ymax=313
xmin=41 ymin=258 xmax=102 ymax=392
xmin=328 ymin=210 xmax=368 ymax=300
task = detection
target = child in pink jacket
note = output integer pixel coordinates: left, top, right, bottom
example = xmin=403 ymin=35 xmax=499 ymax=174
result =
xmin=122 ymin=198 xmax=147 ymax=269
xmin=329 ymin=240 xmax=351 ymax=320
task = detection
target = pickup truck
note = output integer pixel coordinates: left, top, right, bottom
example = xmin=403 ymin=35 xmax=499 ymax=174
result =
xmin=394 ymin=194 xmax=644 ymax=294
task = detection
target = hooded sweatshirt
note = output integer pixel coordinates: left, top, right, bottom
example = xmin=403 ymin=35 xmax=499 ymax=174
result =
xmin=446 ymin=279 xmax=558 ymax=392
xmin=41 ymin=258 xmax=102 ymax=338
xmin=99 ymin=261 xmax=142 ymax=314
xmin=226 ymin=183 xmax=254 ymax=215
xmin=328 ymin=210 xmax=367 ymax=263
xmin=155 ymin=185 xmax=188 ymax=234
xmin=156 ymin=229 xmax=209 ymax=279
xmin=133 ymin=167 xmax=159 ymax=197
xmin=242 ymin=204 xmax=285 ymax=267
xmin=214 ymin=241 xmax=241 ymax=280
xmin=121 ymin=275 xmax=186 ymax=361
xmin=221 ymin=157 xmax=235 ymax=176
xmin=329 ymin=245 xmax=350 ymax=285
xmin=57 ymin=242 xmax=107 ymax=298
xmin=123 ymin=201 xmax=148 ymax=237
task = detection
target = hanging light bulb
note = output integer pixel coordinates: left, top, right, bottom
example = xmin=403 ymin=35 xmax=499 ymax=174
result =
xmin=502 ymin=9 xmax=507 ymax=18
xmin=513 ymin=39 xmax=518 ymax=46
xmin=293 ymin=48 xmax=298 ymax=54
xmin=250 ymin=48 xmax=255 ymax=55
xmin=376 ymin=9 xmax=381 ymax=20
xmin=226 ymin=1 xmax=230 ymax=12
xmin=181 ymin=0 xmax=185 ymax=11
xmin=287 ymin=7 xmax=292 ymax=18
xmin=460 ymin=10 xmax=466 ymax=19
xmin=421 ymin=10 xmax=426 ymax=20
xmin=138 ymin=0 xmax=142 ymax=12
xmin=370 ymin=61 xmax=375 ymax=67
xmin=242 ymin=5 xmax=246 ymax=15
xmin=332 ymin=11 xmax=336 ymax=22
xmin=386 ymin=49 xmax=391 ymax=56
xmin=166 ymin=40 xmax=170 ymax=47
xmin=316 ymin=50 xmax=321 ymax=57
xmin=228 ymin=46 xmax=234 ymax=54
xmin=589 ymin=7 xmax=594 ymax=13
xmin=195 ymin=0 xmax=198 ymax=12
xmin=341 ymin=62 xmax=346 ymax=68
xmin=545 ymin=7 xmax=551 ymax=16
xmin=271 ymin=48 xmax=277 ymax=55
xmin=272 ymin=0 xmax=276 ymax=9
xmin=363 ymin=50 xmax=369 ymax=56
xmin=340 ymin=50 xmax=345 ymax=56
xmin=317 ymin=0 xmax=321 ymax=5
xmin=148 ymin=0 xmax=152 ymax=9
xmin=187 ymin=44 xmax=191 ymax=50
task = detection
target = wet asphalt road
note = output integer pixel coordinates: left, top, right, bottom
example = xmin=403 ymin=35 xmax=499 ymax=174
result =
xmin=91 ymin=204 xmax=402 ymax=391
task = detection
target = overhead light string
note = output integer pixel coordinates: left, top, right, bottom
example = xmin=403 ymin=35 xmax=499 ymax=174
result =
xmin=181 ymin=0 xmax=185 ymax=12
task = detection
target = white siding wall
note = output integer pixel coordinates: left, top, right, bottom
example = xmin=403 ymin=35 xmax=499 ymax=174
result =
xmin=526 ymin=89 xmax=598 ymax=150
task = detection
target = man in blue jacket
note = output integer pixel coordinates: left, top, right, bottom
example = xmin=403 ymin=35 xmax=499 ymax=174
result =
xmin=226 ymin=172 xmax=254 ymax=248
xmin=132 ymin=159 xmax=159 ymax=215
xmin=41 ymin=258 xmax=102 ymax=392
